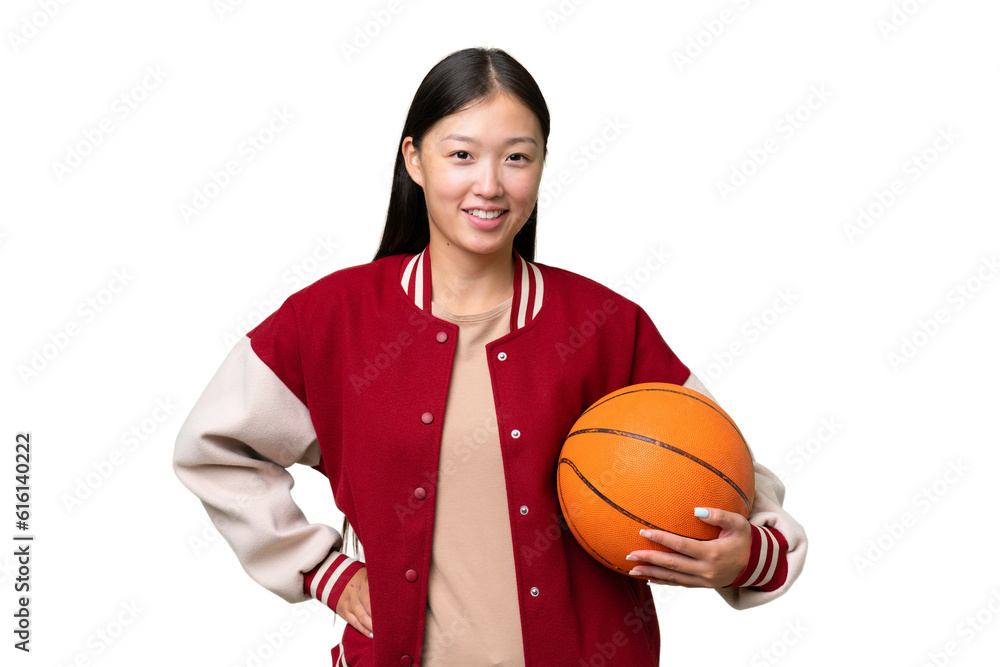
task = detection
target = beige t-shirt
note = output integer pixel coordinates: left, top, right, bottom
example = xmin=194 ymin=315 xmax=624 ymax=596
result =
xmin=421 ymin=294 xmax=525 ymax=666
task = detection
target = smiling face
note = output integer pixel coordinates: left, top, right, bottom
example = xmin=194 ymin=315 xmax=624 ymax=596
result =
xmin=402 ymin=93 xmax=545 ymax=260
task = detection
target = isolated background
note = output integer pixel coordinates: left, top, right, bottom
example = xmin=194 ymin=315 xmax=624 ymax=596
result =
xmin=3 ymin=1 xmax=998 ymax=665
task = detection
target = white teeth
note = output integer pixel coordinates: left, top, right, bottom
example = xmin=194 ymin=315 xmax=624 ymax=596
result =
xmin=465 ymin=209 xmax=505 ymax=220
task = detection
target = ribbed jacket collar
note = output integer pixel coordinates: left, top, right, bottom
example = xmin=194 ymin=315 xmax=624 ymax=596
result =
xmin=399 ymin=243 xmax=544 ymax=332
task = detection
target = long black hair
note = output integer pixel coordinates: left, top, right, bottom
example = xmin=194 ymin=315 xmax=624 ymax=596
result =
xmin=341 ymin=48 xmax=550 ymax=561
xmin=371 ymin=46 xmax=551 ymax=264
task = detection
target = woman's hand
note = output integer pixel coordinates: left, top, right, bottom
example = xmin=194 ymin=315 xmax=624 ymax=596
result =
xmin=625 ymin=507 xmax=752 ymax=588
xmin=336 ymin=567 xmax=374 ymax=639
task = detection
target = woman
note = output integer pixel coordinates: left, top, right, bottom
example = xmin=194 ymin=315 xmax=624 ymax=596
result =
xmin=173 ymin=47 xmax=806 ymax=667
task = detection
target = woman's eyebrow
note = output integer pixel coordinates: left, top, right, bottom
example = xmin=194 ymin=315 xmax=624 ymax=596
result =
xmin=442 ymin=133 xmax=538 ymax=146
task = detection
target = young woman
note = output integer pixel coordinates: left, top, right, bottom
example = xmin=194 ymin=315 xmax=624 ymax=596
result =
xmin=173 ymin=47 xmax=806 ymax=667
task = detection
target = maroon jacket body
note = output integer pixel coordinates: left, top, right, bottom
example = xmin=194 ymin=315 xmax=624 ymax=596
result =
xmin=175 ymin=245 xmax=802 ymax=666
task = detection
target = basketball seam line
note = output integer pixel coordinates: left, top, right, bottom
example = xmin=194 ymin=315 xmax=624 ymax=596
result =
xmin=559 ymin=457 xmax=707 ymax=542
xmin=581 ymin=386 xmax=752 ymax=459
xmin=558 ymin=469 xmax=623 ymax=571
xmin=565 ymin=427 xmax=752 ymax=513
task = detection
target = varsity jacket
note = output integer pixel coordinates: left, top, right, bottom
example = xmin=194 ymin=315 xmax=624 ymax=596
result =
xmin=173 ymin=244 xmax=807 ymax=666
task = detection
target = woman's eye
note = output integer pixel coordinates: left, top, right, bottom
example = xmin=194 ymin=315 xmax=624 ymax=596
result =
xmin=450 ymin=151 xmax=528 ymax=162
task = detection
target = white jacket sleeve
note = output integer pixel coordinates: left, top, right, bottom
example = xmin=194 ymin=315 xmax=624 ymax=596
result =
xmin=173 ymin=336 xmax=363 ymax=606
xmin=682 ymin=373 xmax=808 ymax=610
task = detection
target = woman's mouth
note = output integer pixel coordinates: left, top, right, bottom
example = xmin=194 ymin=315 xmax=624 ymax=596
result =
xmin=463 ymin=208 xmax=508 ymax=229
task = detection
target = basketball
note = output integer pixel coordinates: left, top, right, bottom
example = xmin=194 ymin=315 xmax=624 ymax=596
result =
xmin=556 ymin=382 xmax=755 ymax=577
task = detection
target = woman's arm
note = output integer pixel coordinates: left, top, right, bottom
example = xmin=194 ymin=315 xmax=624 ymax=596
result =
xmin=172 ymin=334 xmax=364 ymax=608
xmin=683 ymin=373 xmax=808 ymax=609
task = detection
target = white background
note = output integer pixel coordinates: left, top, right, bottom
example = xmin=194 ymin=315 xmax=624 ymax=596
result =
xmin=2 ymin=0 xmax=998 ymax=665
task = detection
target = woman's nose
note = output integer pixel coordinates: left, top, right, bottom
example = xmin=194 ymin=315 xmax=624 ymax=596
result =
xmin=472 ymin=162 xmax=503 ymax=198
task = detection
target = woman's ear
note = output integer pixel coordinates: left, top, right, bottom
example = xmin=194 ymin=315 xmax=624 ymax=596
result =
xmin=401 ymin=137 xmax=424 ymax=187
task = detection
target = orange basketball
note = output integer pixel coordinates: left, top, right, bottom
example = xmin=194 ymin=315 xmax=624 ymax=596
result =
xmin=556 ymin=382 xmax=754 ymax=578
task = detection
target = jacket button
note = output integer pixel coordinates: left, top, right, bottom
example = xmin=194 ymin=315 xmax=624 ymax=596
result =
xmin=497 ymin=351 xmax=507 ymax=360
xmin=414 ymin=487 xmax=426 ymax=500
xmin=530 ymin=587 xmax=540 ymax=597
xmin=436 ymin=331 xmax=448 ymax=343
xmin=520 ymin=505 xmax=529 ymax=515
xmin=511 ymin=429 xmax=520 ymax=438
xmin=421 ymin=412 xmax=433 ymax=424
xmin=405 ymin=569 xmax=418 ymax=582
xmin=400 ymin=656 xmax=413 ymax=666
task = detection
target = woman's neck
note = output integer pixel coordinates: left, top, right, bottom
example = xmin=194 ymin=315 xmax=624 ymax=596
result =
xmin=428 ymin=242 xmax=515 ymax=316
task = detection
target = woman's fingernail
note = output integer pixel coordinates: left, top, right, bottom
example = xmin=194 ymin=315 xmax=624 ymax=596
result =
xmin=625 ymin=554 xmax=636 ymax=561
xmin=639 ymin=529 xmax=651 ymax=537
xmin=369 ymin=631 xmax=374 ymax=638
xmin=628 ymin=568 xmax=641 ymax=576
xmin=694 ymin=507 xmax=709 ymax=518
